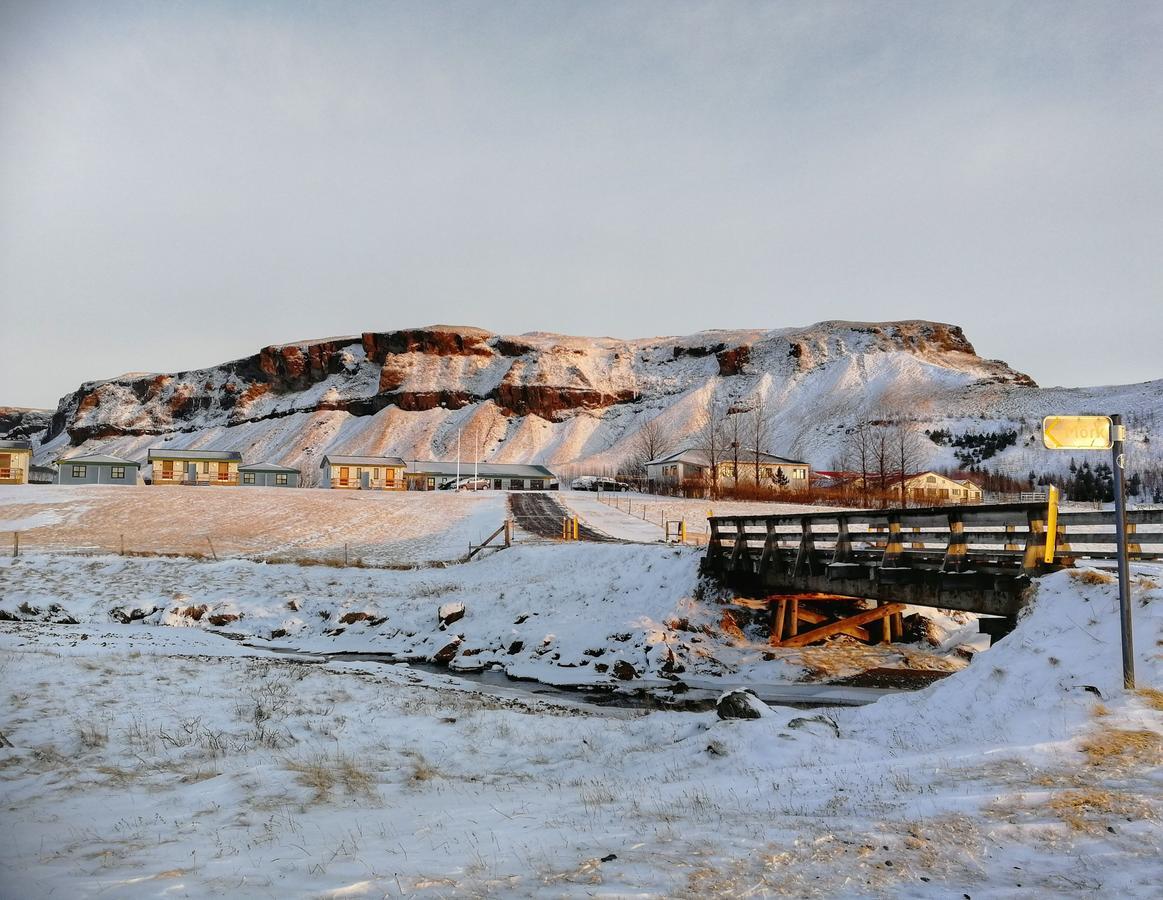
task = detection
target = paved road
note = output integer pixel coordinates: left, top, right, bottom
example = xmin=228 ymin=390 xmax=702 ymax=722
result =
xmin=508 ymin=492 xmax=622 ymax=542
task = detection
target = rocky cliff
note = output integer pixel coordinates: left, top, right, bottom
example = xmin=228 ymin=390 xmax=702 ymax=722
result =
xmin=6 ymin=321 xmax=1160 ymax=480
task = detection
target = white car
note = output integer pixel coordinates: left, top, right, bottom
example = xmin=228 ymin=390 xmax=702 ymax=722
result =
xmin=440 ymin=477 xmax=491 ymax=491
xmin=571 ymin=476 xmax=629 ymax=492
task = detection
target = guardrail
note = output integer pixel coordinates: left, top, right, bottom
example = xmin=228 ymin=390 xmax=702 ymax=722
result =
xmin=702 ymin=503 xmax=1163 ymax=616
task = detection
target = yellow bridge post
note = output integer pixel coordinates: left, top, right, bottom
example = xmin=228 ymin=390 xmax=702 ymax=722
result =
xmin=1043 ymin=485 xmax=1059 ymax=564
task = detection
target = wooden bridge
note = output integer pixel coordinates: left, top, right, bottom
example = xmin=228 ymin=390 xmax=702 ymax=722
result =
xmin=702 ymin=503 xmax=1163 ymax=644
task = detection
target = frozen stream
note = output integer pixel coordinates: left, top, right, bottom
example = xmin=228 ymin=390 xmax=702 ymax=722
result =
xmin=251 ymin=643 xmax=900 ymax=711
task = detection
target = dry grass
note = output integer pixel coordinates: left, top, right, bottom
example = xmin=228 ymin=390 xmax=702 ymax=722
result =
xmin=1136 ymin=687 xmax=1163 ymax=711
xmin=284 ymin=752 xmax=378 ymax=802
xmin=1071 ymin=569 xmax=1115 ymax=585
xmin=1079 ymin=728 xmax=1163 ymax=769
xmin=403 ymin=749 xmax=440 ymax=785
xmin=1047 ymin=788 xmax=1154 ymax=832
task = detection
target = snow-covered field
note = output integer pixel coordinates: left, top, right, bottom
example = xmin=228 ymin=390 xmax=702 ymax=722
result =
xmin=0 ymin=485 xmax=508 ymax=565
xmin=0 ymin=565 xmax=1159 ymax=897
xmin=559 ymin=491 xmax=834 ymax=544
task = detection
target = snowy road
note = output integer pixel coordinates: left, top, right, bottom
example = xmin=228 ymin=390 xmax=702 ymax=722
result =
xmin=508 ymin=491 xmax=622 ymax=542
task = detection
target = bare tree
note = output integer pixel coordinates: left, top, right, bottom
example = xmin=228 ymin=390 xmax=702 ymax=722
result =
xmin=745 ymin=393 xmax=774 ymax=488
xmin=726 ymin=406 xmax=745 ymax=491
xmin=692 ymin=388 xmax=730 ymax=499
xmin=888 ymin=419 xmax=928 ymax=507
xmin=628 ymin=415 xmax=675 ymax=482
xmin=843 ymin=420 xmax=875 ymax=507
xmin=872 ymin=421 xmax=892 ymax=507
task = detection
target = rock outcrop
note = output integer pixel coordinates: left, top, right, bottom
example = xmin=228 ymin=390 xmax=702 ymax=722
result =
xmin=7 ymin=319 xmax=1156 ymax=480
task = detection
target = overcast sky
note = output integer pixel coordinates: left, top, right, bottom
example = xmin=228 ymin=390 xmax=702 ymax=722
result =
xmin=1 ymin=1 xmax=1160 ymax=408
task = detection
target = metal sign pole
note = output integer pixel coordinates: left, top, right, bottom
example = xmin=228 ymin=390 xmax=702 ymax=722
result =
xmin=1110 ymin=413 xmax=1135 ymax=689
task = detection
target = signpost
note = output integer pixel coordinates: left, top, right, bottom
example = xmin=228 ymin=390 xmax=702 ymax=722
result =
xmin=1041 ymin=415 xmax=1113 ymax=451
xmin=1041 ymin=414 xmax=1135 ymax=688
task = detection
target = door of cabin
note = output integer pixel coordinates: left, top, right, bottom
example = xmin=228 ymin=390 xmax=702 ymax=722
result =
xmin=162 ymin=460 xmax=174 ymax=481
xmin=0 ymin=453 xmax=9 ymax=477
xmin=218 ymin=462 xmax=229 ymax=482
xmin=339 ymin=466 xmax=349 ymax=486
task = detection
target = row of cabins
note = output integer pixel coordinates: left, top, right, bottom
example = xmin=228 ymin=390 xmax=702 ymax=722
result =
xmin=307 ymin=457 xmax=558 ymax=491
xmin=16 ymin=445 xmax=557 ymax=491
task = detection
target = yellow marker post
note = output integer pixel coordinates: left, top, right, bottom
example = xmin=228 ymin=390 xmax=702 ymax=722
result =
xmin=1044 ymin=485 xmax=1059 ymax=564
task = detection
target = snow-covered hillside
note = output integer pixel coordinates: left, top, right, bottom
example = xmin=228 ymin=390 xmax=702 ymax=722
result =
xmin=6 ymin=321 xmax=1161 ymax=480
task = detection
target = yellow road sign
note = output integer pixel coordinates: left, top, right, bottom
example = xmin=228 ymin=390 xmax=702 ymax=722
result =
xmin=1042 ymin=415 xmax=1113 ymax=450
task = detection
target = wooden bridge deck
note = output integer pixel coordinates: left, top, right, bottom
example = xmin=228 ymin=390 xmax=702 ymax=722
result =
xmin=702 ymin=503 xmax=1163 ymax=618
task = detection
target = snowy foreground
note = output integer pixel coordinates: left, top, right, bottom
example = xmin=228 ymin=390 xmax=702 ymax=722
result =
xmin=0 ymin=548 xmax=1161 ymax=896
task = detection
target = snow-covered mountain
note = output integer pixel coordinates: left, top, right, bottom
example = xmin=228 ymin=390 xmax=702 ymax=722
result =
xmin=6 ymin=321 xmax=1161 ymax=480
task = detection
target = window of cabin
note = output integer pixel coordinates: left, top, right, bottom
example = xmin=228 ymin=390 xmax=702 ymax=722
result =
xmin=202 ymin=461 xmax=210 ymax=474
xmin=926 ymin=475 xmax=937 ymax=483
xmin=275 ymin=474 xmax=288 ymax=485
xmin=111 ymin=466 xmax=125 ymax=479
xmin=243 ymin=473 xmax=255 ymax=484
xmin=72 ymin=465 xmax=86 ymax=478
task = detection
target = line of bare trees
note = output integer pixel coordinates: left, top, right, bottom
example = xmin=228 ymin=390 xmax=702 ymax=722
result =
xmin=832 ymin=415 xmax=930 ymax=507
xmin=622 ymin=388 xmax=789 ymax=500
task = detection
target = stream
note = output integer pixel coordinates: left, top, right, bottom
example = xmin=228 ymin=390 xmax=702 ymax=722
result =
xmin=251 ymin=644 xmax=903 ymax=712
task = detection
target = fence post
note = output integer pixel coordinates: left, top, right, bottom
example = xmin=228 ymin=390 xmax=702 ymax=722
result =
xmin=505 ymin=518 xmax=512 ymax=547
xmin=344 ymin=543 xmax=349 ymax=566
xmin=12 ymin=532 xmax=18 ymax=558
xmin=120 ymin=533 xmax=125 ymax=556
xmin=206 ymin=536 xmax=218 ymax=561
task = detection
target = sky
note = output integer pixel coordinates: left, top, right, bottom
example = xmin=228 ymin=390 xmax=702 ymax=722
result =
xmin=1 ymin=0 xmax=1161 ymax=409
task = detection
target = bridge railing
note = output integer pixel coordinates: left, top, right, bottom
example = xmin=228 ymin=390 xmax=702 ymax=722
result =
xmin=705 ymin=503 xmax=1163 ymax=583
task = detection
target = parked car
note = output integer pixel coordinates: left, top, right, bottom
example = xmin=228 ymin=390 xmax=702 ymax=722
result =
xmin=571 ymin=475 xmax=629 ymax=492
xmin=439 ymin=477 xmax=491 ymax=491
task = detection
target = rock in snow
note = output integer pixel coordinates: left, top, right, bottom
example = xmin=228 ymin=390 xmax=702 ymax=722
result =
xmin=438 ymin=602 xmax=466 ymax=628
xmin=716 ymin=689 xmax=768 ymax=720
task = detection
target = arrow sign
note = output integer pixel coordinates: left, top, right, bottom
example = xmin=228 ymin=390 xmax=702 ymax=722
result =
xmin=1042 ymin=415 xmax=1113 ymax=450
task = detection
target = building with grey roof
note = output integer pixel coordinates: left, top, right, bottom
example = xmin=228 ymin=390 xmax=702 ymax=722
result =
xmin=405 ymin=460 xmax=558 ymax=491
xmin=319 ymin=454 xmax=407 ymax=490
xmin=239 ymin=463 xmax=301 ymax=488
xmin=54 ymin=453 xmax=141 ymax=485
xmin=147 ymin=447 xmax=244 ymax=486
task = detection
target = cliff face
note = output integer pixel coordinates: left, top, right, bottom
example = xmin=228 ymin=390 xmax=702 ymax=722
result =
xmin=10 ymin=319 xmax=1154 ymax=479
